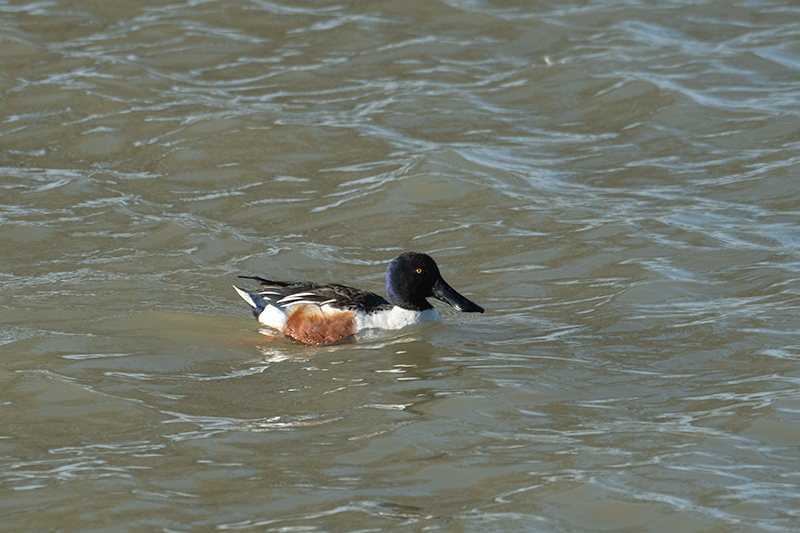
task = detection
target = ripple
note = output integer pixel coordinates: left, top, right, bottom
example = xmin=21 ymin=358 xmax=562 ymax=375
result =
xmin=2 ymin=0 xmax=800 ymax=531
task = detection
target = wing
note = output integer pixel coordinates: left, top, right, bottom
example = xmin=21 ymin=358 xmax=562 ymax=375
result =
xmin=238 ymin=276 xmax=392 ymax=312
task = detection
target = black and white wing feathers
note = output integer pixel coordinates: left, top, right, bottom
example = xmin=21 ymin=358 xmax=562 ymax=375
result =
xmin=237 ymin=276 xmax=392 ymax=313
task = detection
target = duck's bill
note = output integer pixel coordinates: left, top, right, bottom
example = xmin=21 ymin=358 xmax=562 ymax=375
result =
xmin=433 ymin=278 xmax=485 ymax=313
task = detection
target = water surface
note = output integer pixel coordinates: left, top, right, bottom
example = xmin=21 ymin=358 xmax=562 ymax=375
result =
xmin=2 ymin=0 xmax=800 ymax=530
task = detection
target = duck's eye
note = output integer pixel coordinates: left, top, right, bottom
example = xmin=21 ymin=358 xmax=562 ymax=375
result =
xmin=415 ymin=268 xmax=423 ymax=274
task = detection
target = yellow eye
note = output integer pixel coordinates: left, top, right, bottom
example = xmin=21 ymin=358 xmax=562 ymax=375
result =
xmin=416 ymin=268 xmax=423 ymax=274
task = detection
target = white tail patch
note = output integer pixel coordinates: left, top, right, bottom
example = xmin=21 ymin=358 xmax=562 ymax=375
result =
xmin=233 ymin=285 xmax=258 ymax=309
xmin=257 ymin=305 xmax=288 ymax=331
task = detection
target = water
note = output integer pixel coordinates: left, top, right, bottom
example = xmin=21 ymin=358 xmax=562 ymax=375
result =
xmin=2 ymin=0 xmax=800 ymax=530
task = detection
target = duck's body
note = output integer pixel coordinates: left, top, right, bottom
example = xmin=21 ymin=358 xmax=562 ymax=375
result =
xmin=234 ymin=252 xmax=484 ymax=345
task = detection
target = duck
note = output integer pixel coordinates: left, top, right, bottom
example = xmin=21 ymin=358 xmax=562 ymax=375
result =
xmin=234 ymin=252 xmax=484 ymax=345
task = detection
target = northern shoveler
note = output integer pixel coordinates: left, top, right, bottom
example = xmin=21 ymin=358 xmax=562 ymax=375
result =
xmin=234 ymin=252 xmax=484 ymax=345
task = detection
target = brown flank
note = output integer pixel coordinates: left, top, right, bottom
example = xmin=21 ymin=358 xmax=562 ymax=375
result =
xmin=283 ymin=306 xmax=357 ymax=345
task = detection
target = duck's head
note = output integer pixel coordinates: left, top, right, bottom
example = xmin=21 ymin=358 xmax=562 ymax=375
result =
xmin=385 ymin=252 xmax=484 ymax=313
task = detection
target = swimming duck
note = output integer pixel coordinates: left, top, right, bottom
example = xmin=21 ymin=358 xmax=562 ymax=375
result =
xmin=234 ymin=252 xmax=484 ymax=345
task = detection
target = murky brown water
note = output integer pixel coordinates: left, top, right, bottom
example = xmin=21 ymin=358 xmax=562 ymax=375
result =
xmin=2 ymin=0 xmax=800 ymax=530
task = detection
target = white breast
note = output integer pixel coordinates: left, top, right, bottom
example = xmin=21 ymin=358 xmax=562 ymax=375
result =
xmin=355 ymin=307 xmax=440 ymax=332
